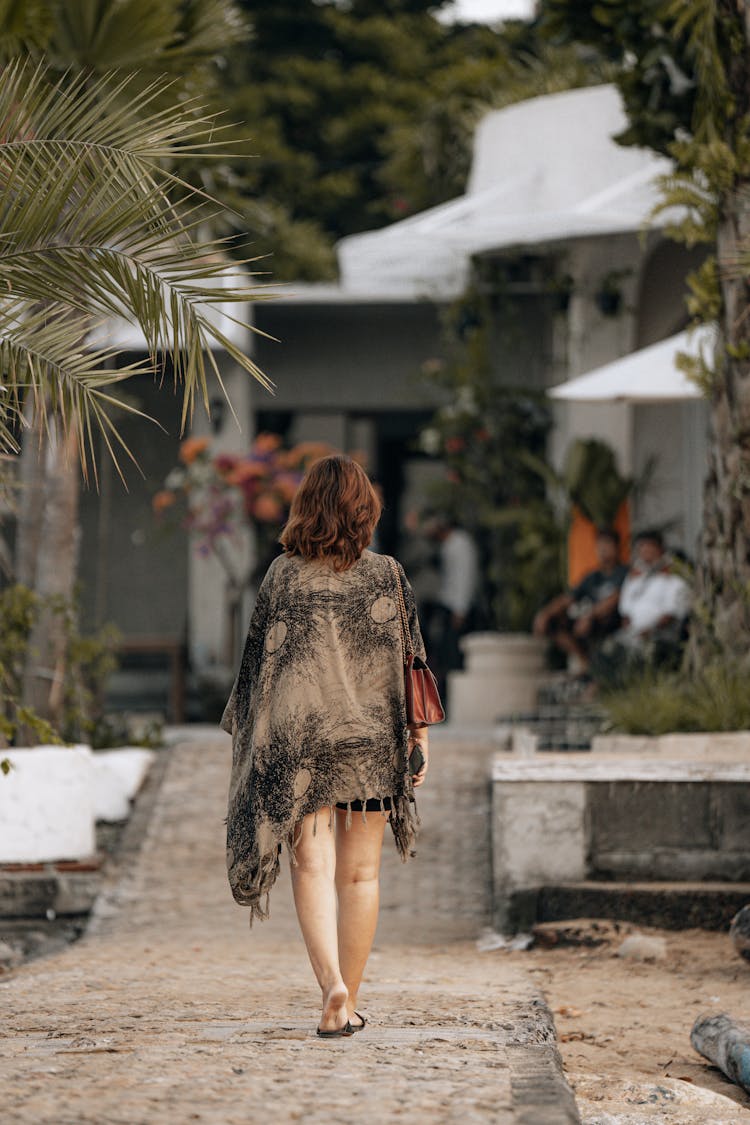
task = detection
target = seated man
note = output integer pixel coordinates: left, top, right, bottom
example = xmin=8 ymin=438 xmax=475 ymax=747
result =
xmin=617 ymin=529 xmax=691 ymax=653
xmin=533 ymin=528 xmax=628 ymax=671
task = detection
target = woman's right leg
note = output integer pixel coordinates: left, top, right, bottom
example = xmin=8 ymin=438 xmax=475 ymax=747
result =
xmin=290 ymin=809 xmax=349 ymax=1032
xmin=334 ymin=807 xmax=388 ymax=1024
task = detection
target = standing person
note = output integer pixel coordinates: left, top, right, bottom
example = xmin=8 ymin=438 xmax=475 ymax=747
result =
xmin=221 ymin=455 xmax=429 ymax=1038
xmin=426 ymin=514 xmax=479 ymax=696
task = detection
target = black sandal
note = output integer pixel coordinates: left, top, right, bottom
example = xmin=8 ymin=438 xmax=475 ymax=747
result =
xmin=316 ymin=1021 xmax=354 ymax=1038
xmin=349 ymin=1011 xmax=366 ymax=1032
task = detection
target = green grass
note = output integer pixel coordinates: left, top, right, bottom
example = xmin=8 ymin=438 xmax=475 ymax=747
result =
xmin=601 ymin=662 xmax=750 ymax=735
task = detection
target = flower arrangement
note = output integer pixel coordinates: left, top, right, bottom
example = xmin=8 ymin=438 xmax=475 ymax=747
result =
xmin=154 ymin=433 xmax=332 ymax=662
xmin=154 ymin=432 xmax=332 ymax=563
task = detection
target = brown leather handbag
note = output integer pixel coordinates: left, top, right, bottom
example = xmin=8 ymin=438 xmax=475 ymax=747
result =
xmin=388 ymin=557 xmax=445 ymax=726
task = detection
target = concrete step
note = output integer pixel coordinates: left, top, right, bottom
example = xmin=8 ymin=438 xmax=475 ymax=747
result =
xmin=492 ymin=755 xmax=750 ymax=931
xmin=506 ymin=880 xmax=750 ymax=933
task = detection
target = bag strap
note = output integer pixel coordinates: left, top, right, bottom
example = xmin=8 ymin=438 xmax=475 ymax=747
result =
xmin=387 ymin=556 xmax=413 ymax=660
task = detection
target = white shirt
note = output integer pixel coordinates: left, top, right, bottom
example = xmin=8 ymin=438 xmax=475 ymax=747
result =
xmin=438 ymin=529 xmax=478 ymax=617
xmin=619 ymin=566 xmax=691 ymax=637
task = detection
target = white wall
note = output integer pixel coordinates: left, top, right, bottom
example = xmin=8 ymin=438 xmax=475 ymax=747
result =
xmin=549 ymin=236 xmax=642 ymax=476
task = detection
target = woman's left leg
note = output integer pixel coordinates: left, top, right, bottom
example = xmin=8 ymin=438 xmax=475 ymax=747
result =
xmin=334 ymin=807 xmax=388 ymax=1025
xmin=290 ymin=810 xmax=349 ymax=1033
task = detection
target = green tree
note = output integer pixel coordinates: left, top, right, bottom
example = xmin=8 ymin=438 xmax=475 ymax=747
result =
xmin=542 ymin=0 xmax=750 ymax=664
xmin=226 ymin=1 xmax=589 ymax=279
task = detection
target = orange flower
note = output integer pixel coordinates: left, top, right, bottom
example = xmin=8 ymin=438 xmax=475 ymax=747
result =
xmin=253 ymin=492 xmax=284 ymax=522
xmin=226 ymin=461 xmax=265 ymax=485
xmin=179 ymin=436 xmax=210 ymax=465
xmin=152 ymin=490 xmax=176 ymax=513
xmin=287 ymin=441 xmax=333 ymax=466
xmin=253 ymin=432 xmax=283 ymax=454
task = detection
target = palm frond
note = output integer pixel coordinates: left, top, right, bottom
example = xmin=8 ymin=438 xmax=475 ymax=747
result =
xmin=0 ymin=61 xmax=274 ymax=470
xmin=0 ymin=301 xmax=159 ymax=480
xmin=1 ymin=0 xmax=249 ymax=76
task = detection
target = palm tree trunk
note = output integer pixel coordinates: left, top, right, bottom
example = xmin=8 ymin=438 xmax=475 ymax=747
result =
xmin=694 ymin=185 xmax=750 ymax=663
xmin=14 ymin=408 xmax=48 ymax=588
xmin=20 ymin=420 xmax=81 ymax=726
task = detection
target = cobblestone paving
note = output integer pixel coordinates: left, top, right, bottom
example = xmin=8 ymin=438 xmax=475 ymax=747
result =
xmin=0 ymin=733 xmax=578 ymax=1125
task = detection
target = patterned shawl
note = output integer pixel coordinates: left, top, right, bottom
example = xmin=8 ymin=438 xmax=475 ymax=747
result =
xmin=221 ymin=549 xmax=426 ymax=922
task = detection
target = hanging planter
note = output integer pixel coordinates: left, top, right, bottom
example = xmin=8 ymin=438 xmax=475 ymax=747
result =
xmin=594 ymin=268 xmax=631 ymax=317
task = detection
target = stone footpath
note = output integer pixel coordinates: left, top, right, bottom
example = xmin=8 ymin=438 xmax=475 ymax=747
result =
xmin=0 ymin=732 xmax=578 ymax=1125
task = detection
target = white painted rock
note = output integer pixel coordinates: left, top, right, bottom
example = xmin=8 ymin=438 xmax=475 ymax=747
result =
xmin=0 ymin=746 xmax=96 ymax=862
xmin=616 ymin=934 xmax=668 ymax=962
xmin=730 ymin=905 xmax=750 ymax=963
xmin=91 ymin=749 xmax=155 ymax=822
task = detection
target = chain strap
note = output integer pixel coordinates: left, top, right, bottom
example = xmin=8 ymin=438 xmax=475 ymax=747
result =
xmin=388 ymin=556 xmax=413 ymax=661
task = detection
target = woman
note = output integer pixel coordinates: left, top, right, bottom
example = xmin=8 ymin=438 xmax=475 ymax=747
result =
xmin=221 ymin=454 xmax=429 ymax=1038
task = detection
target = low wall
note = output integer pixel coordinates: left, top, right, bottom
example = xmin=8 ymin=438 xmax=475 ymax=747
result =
xmin=492 ymin=756 xmax=750 ymax=932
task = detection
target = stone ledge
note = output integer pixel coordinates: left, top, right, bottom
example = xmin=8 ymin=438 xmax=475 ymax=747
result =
xmin=0 ymin=864 xmax=102 ymax=917
xmin=511 ymin=881 xmax=750 ymax=932
xmin=493 ymin=756 xmax=750 ymax=782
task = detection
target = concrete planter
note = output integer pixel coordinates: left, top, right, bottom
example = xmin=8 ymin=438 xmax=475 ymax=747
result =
xmin=0 ymin=745 xmax=154 ymax=864
xmin=447 ymin=632 xmax=546 ymax=726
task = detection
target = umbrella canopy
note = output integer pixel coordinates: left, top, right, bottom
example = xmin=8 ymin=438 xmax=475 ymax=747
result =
xmin=548 ymin=328 xmax=714 ymax=404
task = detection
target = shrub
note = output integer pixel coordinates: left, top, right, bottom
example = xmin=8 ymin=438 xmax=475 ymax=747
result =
xmin=601 ymin=661 xmax=750 ymax=735
xmin=0 ymin=583 xmax=120 ymax=748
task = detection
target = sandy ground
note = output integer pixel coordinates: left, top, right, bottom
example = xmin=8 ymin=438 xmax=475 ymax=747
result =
xmin=498 ymin=922 xmax=750 ymax=1123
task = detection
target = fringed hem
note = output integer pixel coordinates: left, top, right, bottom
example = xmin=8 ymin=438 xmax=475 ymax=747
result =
xmin=231 ymin=790 xmax=420 ymax=925
xmin=391 ymin=791 xmax=420 ymax=861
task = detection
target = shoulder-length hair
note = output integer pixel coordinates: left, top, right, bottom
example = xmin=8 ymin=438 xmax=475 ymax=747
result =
xmin=279 ymin=454 xmax=382 ymax=571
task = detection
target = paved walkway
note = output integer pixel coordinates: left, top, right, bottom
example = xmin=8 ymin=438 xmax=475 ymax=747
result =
xmin=0 ymin=733 xmax=578 ymax=1124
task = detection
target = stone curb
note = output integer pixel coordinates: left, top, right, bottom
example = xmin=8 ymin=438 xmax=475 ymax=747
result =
xmin=85 ymin=747 xmax=172 ymax=938
xmin=508 ymin=995 xmax=581 ymax=1124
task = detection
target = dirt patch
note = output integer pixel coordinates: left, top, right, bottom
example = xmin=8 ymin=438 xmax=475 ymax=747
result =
xmin=500 ymin=921 xmax=750 ymax=1122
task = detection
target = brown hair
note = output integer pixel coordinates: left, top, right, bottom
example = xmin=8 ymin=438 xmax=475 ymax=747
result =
xmin=279 ymin=454 xmax=382 ymax=571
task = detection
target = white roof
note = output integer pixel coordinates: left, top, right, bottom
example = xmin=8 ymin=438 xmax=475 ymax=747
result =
xmin=338 ymin=85 xmax=673 ymax=299
xmin=548 ymin=327 xmax=714 ymax=404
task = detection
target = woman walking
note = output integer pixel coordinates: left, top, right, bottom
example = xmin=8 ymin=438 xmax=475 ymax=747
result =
xmin=221 ymin=454 xmax=430 ymax=1037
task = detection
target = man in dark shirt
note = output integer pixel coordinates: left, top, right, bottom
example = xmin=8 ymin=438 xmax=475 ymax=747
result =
xmin=533 ymin=528 xmax=629 ymax=672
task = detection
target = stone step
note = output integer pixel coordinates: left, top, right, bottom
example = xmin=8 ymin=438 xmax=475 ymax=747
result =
xmin=492 ymin=755 xmax=750 ymax=931
xmin=506 ymin=880 xmax=750 ymax=933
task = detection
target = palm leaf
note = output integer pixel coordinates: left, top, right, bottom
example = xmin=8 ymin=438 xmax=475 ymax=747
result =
xmin=0 ymin=60 xmax=274 ymax=470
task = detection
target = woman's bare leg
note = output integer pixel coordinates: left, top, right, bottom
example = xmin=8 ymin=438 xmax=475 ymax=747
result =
xmin=334 ymin=807 xmax=388 ymax=1023
xmin=290 ymin=810 xmax=349 ymax=1032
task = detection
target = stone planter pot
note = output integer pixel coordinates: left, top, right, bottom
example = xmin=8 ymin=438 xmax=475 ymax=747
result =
xmin=447 ymin=632 xmax=546 ymax=726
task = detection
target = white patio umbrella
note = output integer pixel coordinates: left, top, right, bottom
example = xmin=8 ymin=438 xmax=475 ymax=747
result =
xmin=549 ymin=327 xmax=715 ymax=404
